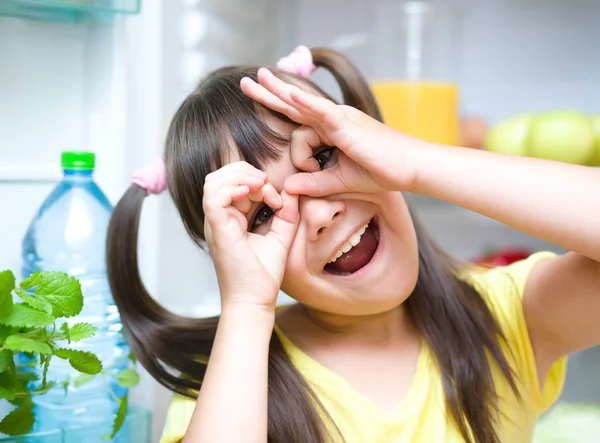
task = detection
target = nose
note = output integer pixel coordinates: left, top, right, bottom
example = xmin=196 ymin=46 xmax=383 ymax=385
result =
xmin=299 ymin=196 xmax=345 ymax=241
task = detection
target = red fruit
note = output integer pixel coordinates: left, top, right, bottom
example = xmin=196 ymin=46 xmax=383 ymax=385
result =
xmin=472 ymin=247 xmax=532 ymax=267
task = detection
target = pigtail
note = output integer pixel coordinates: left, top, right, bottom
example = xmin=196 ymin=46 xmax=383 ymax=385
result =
xmin=107 ymin=184 xmax=336 ymax=443
xmin=106 ymin=185 xmax=217 ymax=397
xmin=311 ymin=47 xmax=383 ymax=121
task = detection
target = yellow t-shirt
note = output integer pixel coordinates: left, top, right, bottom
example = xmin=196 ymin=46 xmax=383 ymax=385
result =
xmin=159 ymin=252 xmax=567 ymax=443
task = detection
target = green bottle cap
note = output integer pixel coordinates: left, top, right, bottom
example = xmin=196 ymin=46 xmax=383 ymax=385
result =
xmin=61 ymin=151 xmax=95 ymax=170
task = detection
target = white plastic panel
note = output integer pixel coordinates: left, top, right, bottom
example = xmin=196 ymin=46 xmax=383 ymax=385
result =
xmin=0 ymin=19 xmax=86 ymax=177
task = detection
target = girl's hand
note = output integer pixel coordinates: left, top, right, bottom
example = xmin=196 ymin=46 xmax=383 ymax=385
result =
xmin=203 ymin=161 xmax=299 ymax=311
xmin=241 ymin=68 xmax=428 ymax=196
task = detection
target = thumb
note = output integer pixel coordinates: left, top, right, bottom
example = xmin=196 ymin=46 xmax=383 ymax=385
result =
xmin=267 ymin=191 xmax=299 ymax=251
xmin=284 ymin=169 xmax=348 ymax=197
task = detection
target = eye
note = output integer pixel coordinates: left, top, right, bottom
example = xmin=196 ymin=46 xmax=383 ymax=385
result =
xmin=250 ymin=204 xmax=275 ymax=231
xmin=313 ymin=148 xmax=336 ymax=171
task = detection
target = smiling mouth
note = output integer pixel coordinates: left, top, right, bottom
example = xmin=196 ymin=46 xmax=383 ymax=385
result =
xmin=324 ymin=219 xmax=380 ymax=276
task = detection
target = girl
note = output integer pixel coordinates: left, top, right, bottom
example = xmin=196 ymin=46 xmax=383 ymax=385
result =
xmin=106 ymin=46 xmax=600 ymax=443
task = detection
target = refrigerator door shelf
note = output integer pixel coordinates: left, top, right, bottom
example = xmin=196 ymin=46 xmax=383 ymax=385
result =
xmin=0 ymin=0 xmax=140 ymax=22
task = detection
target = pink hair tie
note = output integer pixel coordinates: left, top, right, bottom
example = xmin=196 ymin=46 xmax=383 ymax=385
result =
xmin=276 ymin=45 xmax=316 ymax=78
xmin=132 ymin=158 xmax=167 ymax=195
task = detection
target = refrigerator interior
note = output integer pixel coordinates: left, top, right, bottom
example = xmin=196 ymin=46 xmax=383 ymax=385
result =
xmin=0 ymin=1 xmax=166 ymax=437
xmin=1 ymin=0 xmax=599 ymax=440
xmin=155 ymin=0 xmax=600 ymax=437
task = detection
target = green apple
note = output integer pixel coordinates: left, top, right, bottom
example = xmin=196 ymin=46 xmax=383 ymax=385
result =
xmin=484 ymin=114 xmax=532 ymax=156
xmin=527 ymin=111 xmax=595 ymax=164
xmin=589 ymin=115 xmax=600 ymax=166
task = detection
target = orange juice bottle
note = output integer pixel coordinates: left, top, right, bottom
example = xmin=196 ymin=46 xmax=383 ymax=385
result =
xmin=371 ymin=1 xmax=461 ymax=146
xmin=370 ymin=81 xmax=459 ymax=145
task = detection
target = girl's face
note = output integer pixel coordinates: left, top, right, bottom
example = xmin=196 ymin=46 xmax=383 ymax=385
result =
xmin=240 ymin=114 xmax=420 ymax=317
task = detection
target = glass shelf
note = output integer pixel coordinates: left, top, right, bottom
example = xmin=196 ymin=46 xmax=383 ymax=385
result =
xmin=0 ymin=0 xmax=140 ymax=22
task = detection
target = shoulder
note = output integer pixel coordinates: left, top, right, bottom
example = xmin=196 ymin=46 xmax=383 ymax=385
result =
xmin=460 ymin=251 xmax=567 ymax=411
xmin=459 ymin=251 xmax=556 ymax=349
xmin=460 ymin=251 xmax=556 ymax=328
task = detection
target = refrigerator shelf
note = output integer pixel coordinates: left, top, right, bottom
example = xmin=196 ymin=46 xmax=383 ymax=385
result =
xmin=0 ymin=0 xmax=140 ymax=22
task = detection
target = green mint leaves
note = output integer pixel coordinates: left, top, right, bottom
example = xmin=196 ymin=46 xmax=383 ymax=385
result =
xmin=0 ymin=304 xmax=54 ymax=328
xmin=68 ymin=323 xmax=98 ymax=342
xmin=0 ymin=270 xmax=15 ymax=314
xmin=117 ymin=369 xmax=140 ymax=388
xmin=20 ymin=271 xmax=83 ymax=318
xmin=4 ymin=336 xmax=53 ymax=355
xmin=0 ymin=403 xmax=34 ymax=436
xmin=55 ymin=349 xmax=103 ymax=375
xmin=0 ymin=270 xmax=138 ymax=439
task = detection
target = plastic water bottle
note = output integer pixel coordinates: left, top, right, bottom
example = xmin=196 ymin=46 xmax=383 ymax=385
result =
xmin=21 ymin=152 xmax=130 ymax=441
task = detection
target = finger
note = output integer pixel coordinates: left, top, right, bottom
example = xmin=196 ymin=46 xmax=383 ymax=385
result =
xmin=266 ymin=191 xmax=299 ymax=251
xmin=230 ymin=185 xmax=250 ymax=201
xmin=231 ymin=180 xmax=282 ymax=214
xmin=204 ymin=171 xmax=266 ymax=197
xmin=284 ymin=170 xmax=348 ymax=198
xmin=290 ymin=126 xmax=321 ymax=173
xmin=256 ymin=68 xmax=312 ymax=109
xmin=289 ymin=87 xmax=341 ymax=123
xmin=247 ymin=182 xmax=282 ymax=209
xmin=240 ymin=77 xmax=304 ymax=122
xmin=205 ymin=161 xmax=266 ymax=183
xmin=257 ymin=69 xmax=344 ymax=132
xmin=203 ymin=184 xmax=250 ymax=226
xmin=231 ymin=197 xmax=252 ymax=214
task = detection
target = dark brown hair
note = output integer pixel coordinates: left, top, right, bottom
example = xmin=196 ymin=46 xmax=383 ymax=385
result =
xmin=107 ymin=47 xmax=517 ymax=443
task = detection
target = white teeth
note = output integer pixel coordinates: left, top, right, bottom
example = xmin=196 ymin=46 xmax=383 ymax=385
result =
xmin=328 ymin=223 xmax=369 ymax=264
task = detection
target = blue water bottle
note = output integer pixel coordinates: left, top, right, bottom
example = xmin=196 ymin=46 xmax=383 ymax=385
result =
xmin=21 ymin=152 xmax=131 ymax=441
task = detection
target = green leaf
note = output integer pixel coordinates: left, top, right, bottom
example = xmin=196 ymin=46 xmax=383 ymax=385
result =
xmin=0 ymin=386 xmax=15 ymax=401
xmin=0 ymin=270 xmax=15 ymax=316
xmin=0 ymin=371 xmax=21 ymax=391
xmin=74 ymin=373 xmax=96 ymax=388
xmin=4 ymin=375 xmax=31 ymax=406
xmin=41 ymin=355 xmax=51 ymax=387
xmin=55 ymin=349 xmax=102 ymax=375
xmin=128 ymin=350 xmax=137 ymax=365
xmin=61 ymin=379 xmax=69 ymax=396
xmin=0 ymin=403 xmax=34 ymax=436
xmin=117 ymin=369 xmax=140 ymax=388
xmin=19 ymin=271 xmax=42 ymax=288
xmin=0 ymin=349 xmax=12 ymax=373
xmin=21 ymin=271 xmax=83 ymax=318
xmin=69 ymin=323 xmax=97 ymax=342
xmin=16 ymin=289 xmax=52 ymax=315
xmin=0 ymin=304 xmax=54 ymax=328
xmin=15 ymin=371 xmax=38 ymax=384
xmin=8 ymin=394 xmax=31 ymax=407
xmin=0 ymin=370 xmax=19 ymax=402
xmin=0 ymin=371 xmax=22 ymax=402
xmin=58 ymin=322 xmax=70 ymax=343
xmin=110 ymin=394 xmax=128 ymax=439
xmin=4 ymin=335 xmax=52 ymax=355
xmin=0 ymin=325 xmax=12 ymax=346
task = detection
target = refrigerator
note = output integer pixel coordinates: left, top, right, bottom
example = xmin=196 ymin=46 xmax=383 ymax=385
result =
xmin=0 ymin=0 xmax=598 ymax=441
